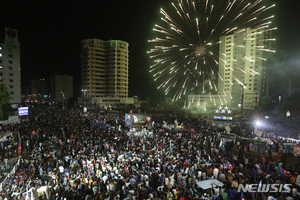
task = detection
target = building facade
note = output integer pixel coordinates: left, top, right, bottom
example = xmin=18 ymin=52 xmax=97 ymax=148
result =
xmin=188 ymin=27 xmax=273 ymax=111
xmin=0 ymin=27 xmax=21 ymax=104
xmin=187 ymin=93 xmax=230 ymax=112
xmin=80 ymin=39 xmax=129 ymax=98
xmin=29 ymin=78 xmax=49 ymax=101
xmin=49 ymin=74 xmax=73 ymax=103
xmin=218 ymin=28 xmax=272 ymax=109
xmin=77 ymin=96 xmax=146 ymax=109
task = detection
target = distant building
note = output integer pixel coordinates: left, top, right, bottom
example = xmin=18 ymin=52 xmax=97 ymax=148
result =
xmin=0 ymin=27 xmax=21 ymax=105
xmin=29 ymin=78 xmax=48 ymax=100
xmin=50 ymin=74 xmax=73 ymax=103
xmin=77 ymin=96 xmax=146 ymax=109
xmin=80 ymin=39 xmax=129 ymax=98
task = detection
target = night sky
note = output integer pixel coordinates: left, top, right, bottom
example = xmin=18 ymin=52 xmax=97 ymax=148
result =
xmin=0 ymin=0 xmax=299 ymax=99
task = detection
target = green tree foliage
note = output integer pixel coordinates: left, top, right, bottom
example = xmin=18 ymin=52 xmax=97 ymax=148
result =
xmin=0 ymin=84 xmax=11 ymax=120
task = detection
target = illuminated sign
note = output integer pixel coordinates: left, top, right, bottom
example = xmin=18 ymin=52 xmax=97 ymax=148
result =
xmin=214 ymin=116 xmax=232 ymax=120
xmin=18 ymin=107 xmax=28 ymax=116
xmin=125 ymin=113 xmax=152 ymax=127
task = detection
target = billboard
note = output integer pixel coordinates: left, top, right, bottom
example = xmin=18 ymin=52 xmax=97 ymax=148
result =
xmin=125 ymin=113 xmax=152 ymax=127
xmin=214 ymin=116 xmax=232 ymax=120
xmin=18 ymin=107 xmax=28 ymax=116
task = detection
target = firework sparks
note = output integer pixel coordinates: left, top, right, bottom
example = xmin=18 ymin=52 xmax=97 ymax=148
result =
xmin=148 ymin=0 xmax=276 ymax=99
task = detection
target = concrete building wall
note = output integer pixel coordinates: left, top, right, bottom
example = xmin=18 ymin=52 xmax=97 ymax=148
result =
xmin=80 ymin=39 xmax=129 ymax=98
xmin=187 ymin=93 xmax=231 ymax=112
xmin=77 ymin=96 xmax=135 ymax=108
xmin=0 ymin=27 xmax=21 ymax=104
xmin=50 ymin=74 xmax=73 ymax=103
xmin=218 ymin=28 xmax=271 ymax=109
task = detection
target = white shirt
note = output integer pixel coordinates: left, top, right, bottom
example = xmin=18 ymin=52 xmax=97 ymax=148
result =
xmin=165 ymin=177 xmax=169 ymax=186
xmin=296 ymin=175 xmax=300 ymax=186
xmin=286 ymin=197 xmax=294 ymax=200
xmin=59 ymin=166 xmax=64 ymax=173
xmin=213 ymin=168 xmax=219 ymax=176
xmin=214 ymin=187 xmax=220 ymax=196
xmin=102 ymin=175 xmax=108 ymax=183
xmin=198 ymin=171 xmax=202 ymax=178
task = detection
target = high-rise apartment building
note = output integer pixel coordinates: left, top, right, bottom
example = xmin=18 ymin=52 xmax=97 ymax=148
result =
xmin=80 ymin=39 xmax=129 ymax=98
xmin=0 ymin=27 xmax=21 ymax=104
xmin=218 ymin=28 xmax=272 ymax=109
xmin=187 ymin=27 xmax=272 ymax=111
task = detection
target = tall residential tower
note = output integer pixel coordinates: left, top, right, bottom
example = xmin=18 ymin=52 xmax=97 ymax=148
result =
xmin=187 ymin=27 xmax=273 ymax=112
xmin=218 ymin=28 xmax=272 ymax=109
xmin=80 ymin=39 xmax=129 ymax=98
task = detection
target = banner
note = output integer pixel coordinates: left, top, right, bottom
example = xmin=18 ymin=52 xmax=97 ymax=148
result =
xmin=17 ymin=137 xmax=21 ymax=156
xmin=126 ymin=131 xmax=153 ymax=137
xmin=125 ymin=113 xmax=152 ymax=127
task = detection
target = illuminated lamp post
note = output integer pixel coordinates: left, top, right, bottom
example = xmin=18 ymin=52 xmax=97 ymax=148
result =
xmin=82 ymin=89 xmax=87 ymax=112
xmin=61 ymin=91 xmax=65 ymax=110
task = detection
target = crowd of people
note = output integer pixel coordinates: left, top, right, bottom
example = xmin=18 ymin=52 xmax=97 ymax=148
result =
xmin=0 ymin=106 xmax=300 ymax=200
xmin=250 ymin=114 xmax=300 ymax=138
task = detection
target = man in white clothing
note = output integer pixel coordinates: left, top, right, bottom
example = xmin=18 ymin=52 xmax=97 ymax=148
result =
xmin=213 ymin=168 xmax=219 ymax=179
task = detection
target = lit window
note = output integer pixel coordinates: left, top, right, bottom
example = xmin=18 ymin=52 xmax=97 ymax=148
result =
xmin=0 ymin=53 xmax=2 ymax=57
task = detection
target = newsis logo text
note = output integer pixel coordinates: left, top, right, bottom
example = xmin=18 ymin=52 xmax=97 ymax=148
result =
xmin=237 ymin=184 xmax=292 ymax=193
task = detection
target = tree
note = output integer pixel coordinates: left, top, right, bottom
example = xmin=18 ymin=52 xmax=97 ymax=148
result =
xmin=0 ymin=84 xmax=11 ymax=120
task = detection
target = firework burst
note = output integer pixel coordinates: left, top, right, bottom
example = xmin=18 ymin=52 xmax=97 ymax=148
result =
xmin=148 ymin=0 xmax=276 ymax=101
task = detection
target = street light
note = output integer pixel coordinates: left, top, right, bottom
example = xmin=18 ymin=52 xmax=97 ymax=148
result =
xmin=61 ymin=91 xmax=65 ymax=110
xmin=82 ymin=89 xmax=87 ymax=112
xmin=240 ymin=84 xmax=247 ymax=134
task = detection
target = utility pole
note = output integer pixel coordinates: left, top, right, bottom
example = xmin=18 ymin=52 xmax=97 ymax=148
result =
xmin=240 ymin=84 xmax=246 ymax=134
xmin=61 ymin=91 xmax=65 ymax=110
xmin=288 ymin=81 xmax=292 ymax=96
xmin=82 ymin=89 xmax=87 ymax=112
